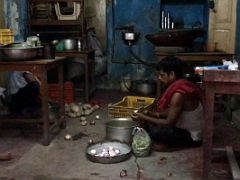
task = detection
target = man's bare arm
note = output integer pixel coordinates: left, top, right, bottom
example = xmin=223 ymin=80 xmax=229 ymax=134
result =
xmin=147 ymin=109 xmax=168 ymax=118
xmin=132 ymin=92 xmax=184 ymax=127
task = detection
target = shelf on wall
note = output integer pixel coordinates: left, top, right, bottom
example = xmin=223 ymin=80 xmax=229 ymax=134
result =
xmin=28 ymin=0 xmax=85 ymax=42
xmin=29 ymin=20 xmax=82 ymax=26
xmin=29 ymin=0 xmax=82 ymax=2
xmin=30 ymin=31 xmax=82 ymax=34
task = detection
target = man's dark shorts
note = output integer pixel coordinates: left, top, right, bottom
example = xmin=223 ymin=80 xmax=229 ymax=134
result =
xmin=145 ymin=126 xmax=202 ymax=147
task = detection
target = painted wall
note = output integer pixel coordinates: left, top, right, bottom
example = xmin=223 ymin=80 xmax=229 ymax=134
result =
xmin=0 ymin=0 xmax=6 ymax=87
xmin=106 ymin=0 xmax=208 ymax=82
xmin=107 ymin=0 xmax=159 ymax=82
xmin=3 ymin=0 xmax=28 ymax=42
xmin=0 ymin=0 xmax=28 ymax=87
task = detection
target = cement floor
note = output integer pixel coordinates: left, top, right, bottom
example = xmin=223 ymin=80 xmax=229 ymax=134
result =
xmin=0 ymin=90 xmax=239 ymax=180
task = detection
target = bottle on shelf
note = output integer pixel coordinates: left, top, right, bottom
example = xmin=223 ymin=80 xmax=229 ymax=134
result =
xmin=77 ymin=39 xmax=81 ymax=51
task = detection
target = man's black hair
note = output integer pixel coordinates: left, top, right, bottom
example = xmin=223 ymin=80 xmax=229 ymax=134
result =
xmin=156 ymin=56 xmax=184 ymax=79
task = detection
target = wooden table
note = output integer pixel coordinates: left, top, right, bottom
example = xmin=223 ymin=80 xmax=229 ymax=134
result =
xmin=0 ymin=57 xmax=66 ymax=146
xmin=56 ymin=49 xmax=95 ymax=102
xmin=203 ymin=70 xmax=240 ymax=179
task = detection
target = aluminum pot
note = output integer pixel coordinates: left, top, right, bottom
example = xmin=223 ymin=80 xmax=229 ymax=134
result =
xmin=62 ymin=39 xmax=77 ymax=50
xmin=105 ymin=118 xmax=139 ymax=144
xmin=135 ymin=80 xmax=156 ymax=95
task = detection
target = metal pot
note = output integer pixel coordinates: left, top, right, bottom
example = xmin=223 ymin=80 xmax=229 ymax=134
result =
xmin=135 ymin=80 xmax=156 ymax=95
xmin=62 ymin=39 xmax=77 ymax=50
xmin=106 ymin=118 xmax=138 ymax=144
xmin=42 ymin=43 xmax=55 ymax=59
xmin=120 ymin=77 xmax=132 ymax=92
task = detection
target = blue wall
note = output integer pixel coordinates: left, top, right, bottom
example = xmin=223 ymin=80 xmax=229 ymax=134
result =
xmin=107 ymin=0 xmax=160 ymax=80
xmin=107 ymin=0 xmax=208 ymax=81
xmin=4 ymin=0 xmax=28 ymax=42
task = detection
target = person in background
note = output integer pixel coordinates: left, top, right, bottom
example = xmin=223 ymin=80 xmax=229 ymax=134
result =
xmin=7 ymin=71 xmax=41 ymax=116
xmin=132 ymin=56 xmax=203 ymax=151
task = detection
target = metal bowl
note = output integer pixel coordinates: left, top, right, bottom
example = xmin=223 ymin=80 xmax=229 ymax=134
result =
xmin=145 ymin=28 xmax=205 ymax=47
xmin=86 ymin=141 xmax=132 ymax=164
xmin=0 ymin=46 xmax=43 ymax=61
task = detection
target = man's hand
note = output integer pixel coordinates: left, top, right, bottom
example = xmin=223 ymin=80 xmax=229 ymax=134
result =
xmin=131 ymin=112 xmax=146 ymax=126
xmin=131 ymin=112 xmax=139 ymax=121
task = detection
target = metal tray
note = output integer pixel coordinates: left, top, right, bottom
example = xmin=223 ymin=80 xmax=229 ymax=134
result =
xmin=86 ymin=141 xmax=132 ymax=164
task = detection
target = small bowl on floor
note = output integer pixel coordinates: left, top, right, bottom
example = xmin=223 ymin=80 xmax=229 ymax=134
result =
xmin=86 ymin=140 xmax=132 ymax=164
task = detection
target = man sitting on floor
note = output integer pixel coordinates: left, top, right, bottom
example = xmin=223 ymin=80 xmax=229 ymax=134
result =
xmin=132 ymin=56 xmax=203 ymax=151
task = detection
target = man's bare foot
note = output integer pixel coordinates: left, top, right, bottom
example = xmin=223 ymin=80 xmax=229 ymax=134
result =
xmin=0 ymin=152 xmax=12 ymax=161
xmin=152 ymin=143 xmax=168 ymax=152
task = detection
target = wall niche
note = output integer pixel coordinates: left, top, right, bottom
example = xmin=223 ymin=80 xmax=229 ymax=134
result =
xmin=160 ymin=0 xmax=208 ymax=51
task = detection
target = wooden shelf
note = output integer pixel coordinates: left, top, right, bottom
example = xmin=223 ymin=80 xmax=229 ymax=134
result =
xmin=29 ymin=0 xmax=82 ymax=2
xmin=28 ymin=0 xmax=85 ymax=42
xmin=30 ymin=20 xmax=82 ymax=26
xmin=31 ymin=31 xmax=81 ymax=34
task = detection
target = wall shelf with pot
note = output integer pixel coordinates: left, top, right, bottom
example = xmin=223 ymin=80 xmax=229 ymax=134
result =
xmin=28 ymin=0 xmax=85 ymax=43
xmin=28 ymin=0 xmax=97 ymax=102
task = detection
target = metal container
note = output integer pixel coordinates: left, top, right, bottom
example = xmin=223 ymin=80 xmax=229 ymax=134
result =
xmin=135 ymin=80 xmax=156 ymax=95
xmin=43 ymin=44 xmax=55 ymax=59
xmin=0 ymin=46 xmax=42 ymax=61
xmin=62 ymin=39 xmax=77 ymax=50
xmin=86 ymin=141 xmax=132 ymax=164
xmin=106 ymin=118 xmax=138 ymax=144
